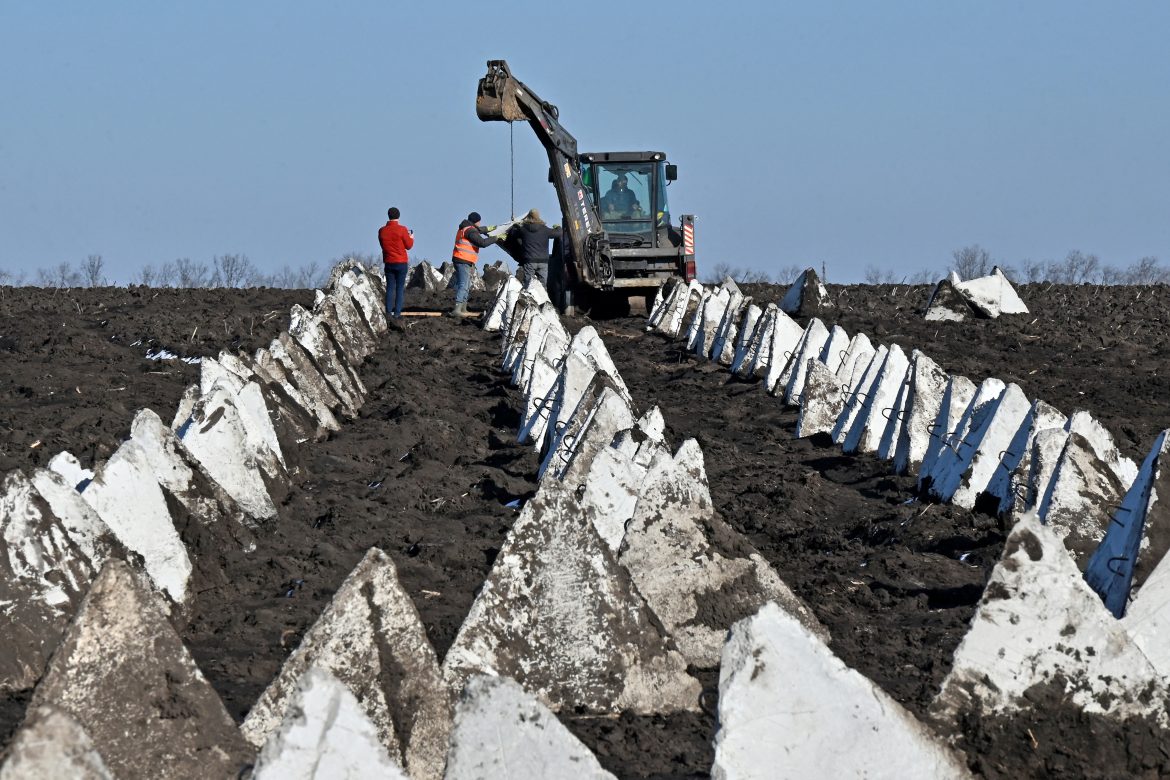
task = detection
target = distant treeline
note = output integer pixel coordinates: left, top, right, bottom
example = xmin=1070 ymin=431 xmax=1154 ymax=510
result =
xmin=4 ymin=245 xmax=1167 ymax=290
xmin=706 ymin=245 xmax=1170 ymax=287
xmin=0 ymin=253 xmax=389 ymax=289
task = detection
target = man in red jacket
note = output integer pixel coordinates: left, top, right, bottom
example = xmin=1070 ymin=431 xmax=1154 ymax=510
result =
xmin=378 ymin=207 xmax=413 ymax=320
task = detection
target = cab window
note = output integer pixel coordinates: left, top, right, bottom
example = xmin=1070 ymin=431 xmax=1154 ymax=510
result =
xmin=597 ymin=163 xmax=652 ymax=237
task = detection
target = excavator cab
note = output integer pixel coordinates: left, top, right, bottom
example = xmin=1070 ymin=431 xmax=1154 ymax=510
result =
xmin=581 ymin=152 xmax=684 ymax=255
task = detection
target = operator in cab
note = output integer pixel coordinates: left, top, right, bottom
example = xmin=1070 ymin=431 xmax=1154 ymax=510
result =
xmin=600 ymin=174 xmax=641 ymax=218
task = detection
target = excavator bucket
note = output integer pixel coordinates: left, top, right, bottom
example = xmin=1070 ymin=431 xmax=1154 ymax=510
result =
xmin=476 ymin=60 xmax=527 ymax=122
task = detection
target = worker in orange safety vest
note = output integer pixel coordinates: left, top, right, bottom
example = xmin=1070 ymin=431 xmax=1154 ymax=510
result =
xmin=448 ymin=211 xmax=500 ymax=317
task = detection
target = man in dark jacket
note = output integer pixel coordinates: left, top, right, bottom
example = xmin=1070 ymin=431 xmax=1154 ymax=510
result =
xmin=505 ymin=208 xmax=557 ymax=288
xmin=449 ymin=211 xmax=499 ymax=317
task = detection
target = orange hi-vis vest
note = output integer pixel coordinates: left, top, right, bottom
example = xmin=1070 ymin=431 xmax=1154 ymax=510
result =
xmin=452 ymin=225 xmax=479 ymax=263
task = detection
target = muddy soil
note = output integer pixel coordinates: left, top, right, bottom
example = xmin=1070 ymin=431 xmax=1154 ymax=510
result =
xmin=2 ymin=280 xmax=1170 ymax=778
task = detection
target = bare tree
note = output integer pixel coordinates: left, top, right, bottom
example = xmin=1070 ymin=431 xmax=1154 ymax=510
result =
xmin=133 ymin=264 xmax=157 ymax=286
xmin=950 ymin=245 xmax=992 ymax=280
xmin=0 ymin=268 xmax=11 ymax=285
xmin=863 ymin=265 xmax=899 ymax=284
xmin=82 ymin=254 xmax=105 ymax=287
xmin=1124 ymin=256 xmax=1169 ymax=285
xmin=704 ymin=262 xmax=773 ymax=284
xmin=1017 ymin=259 xmax=1046 ymax=284
xmin=156 ymin=261 xmax=177 ymax=287
xmin=175 ymin=257 xmax=210 ymax=288
xmin=210 ymin=254 xmax=257 ymax=288
xmin=1045 ymin=250 xmax=1100 ymax=284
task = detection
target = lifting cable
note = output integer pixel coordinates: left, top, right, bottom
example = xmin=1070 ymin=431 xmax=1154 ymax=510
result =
xmin=509 ymin=122 xmax=515 ymax=219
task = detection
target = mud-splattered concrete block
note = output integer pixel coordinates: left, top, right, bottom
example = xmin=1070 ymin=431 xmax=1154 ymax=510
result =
xmin=1086 ymin=431 xmax=1170 ymax=619
xmin=621 ymin=441 xmax=826 ymax=666
xmin=29 ymin=561 xmax=253 ymax=779
xmin=933 ymin=514 xmax=1166 ymax=723
xmin=795 ymin=360 xmax=845 ymax=439
xmin=774 ymin=317 xmax=830 ymax=404
xmin=983 ymin=399 xmax=1066 ymax=517
xmin=842 ymin=344 xmax=909 ymax=456
xmin=443 ymin=481 xmax=700 ymax=714
xmin=779 ymin=267 xmax=833 ymax=317
xmin=0 ymin=705 xmax=112 ymax=780
xmin=243 ymin=548 xmax=452 ymax=780
xmin=931 ymin=382 xmax=1030 ymax=508
xmin=1037 ymin=432 xmax=1127 ymax=567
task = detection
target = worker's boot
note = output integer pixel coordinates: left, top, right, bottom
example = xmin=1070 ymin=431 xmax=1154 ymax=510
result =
xmin=446 ymin=302 xmax=465 ymax=318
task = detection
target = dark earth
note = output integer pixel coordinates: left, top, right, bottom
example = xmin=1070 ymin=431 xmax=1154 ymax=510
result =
xmin=2 ymin=278 xmax=1170 ymax=778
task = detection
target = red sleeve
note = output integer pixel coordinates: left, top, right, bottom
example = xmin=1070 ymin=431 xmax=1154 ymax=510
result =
xmin=402 ymin=225 xmax=414 ymax=250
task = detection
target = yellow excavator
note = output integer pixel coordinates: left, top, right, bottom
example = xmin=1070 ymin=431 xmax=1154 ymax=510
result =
xmin=476 ymin=60 xmax=696 ymax=315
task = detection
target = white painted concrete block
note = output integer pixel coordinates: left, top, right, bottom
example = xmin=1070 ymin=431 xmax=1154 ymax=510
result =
xmin=646 ymin=277 xmax=685 ymax=334
xmin=79 ymin=441 xmax=192 ymax=602
xmin=30 ymin=561 xmax=252 ymax=779
xmin=443 ymin=480 xmax=700 ymax=714
xmin=28 ymin=468 xmax=115 ymax=575
xmin=253 ymin=344 xmax=341 ymax=433
xmin=1037 ymin=432 xmax=1127 ymax=567
xmin=511 ymin=307 xmax=565 ymax=390
xmin=931 ymin=382 xmax=1031 ymax=508
xmin=831 ymin=345 xmax=887 ymax=446
xmin=0 ymin=471 xmax=110 ymax=691
xmin=555 ymin=386 xmax=637 ymax=484
xmin=288 ymin=304 xmax=366 ymax=415
xmin=955 ymin=267 xmax=1029 ymax=317
xmin=695 ymin=286 xmax=734 ymax=359
xmin=795 ymin=360 xmax=845 ymax=439
xmin=620 ymin=442 xmax=827 ymax=666
xmin=833 ymin=333 xmax=874 ymax=385
xmin=683 ymin=288 xmax=712 ymax=353
xmin=933 ymin=514 xmax=1165 ymax=723
xmin=711 ymin=291 xmax=748 ymax=365
xmin=252 ymin=667 xmax=408 ymax=780
xmin=816 ymin=324 xmax=850 ymax=375
xmin=728 ymin=304 xmax=762 ymax=373
xmin=47 ymin=452 xmax=93 ymax=492
xmin=842 ymin=344 xmax=910 ymax=455
xmin=775 ymin=317 xmax=830 ymax=404
xmin=918 ymin=377 xmax=999 ymax=497
xmin=517 ymin=354 xmax=561 ymax=447
xmin=130 ymin=408 xmax=259 ymax=540
xmin=1085 ymin=431 xmax=1170 ymax=618
xmin=445 ymin=676 xmax=616 ymax=780
xmin=1024 ymin=427 xmax=1071 ymax=513
xmin=1066 ymin=410 xmax=1139 ymax=490
xmin=759 ymin=307 xmax=805 ymax=389
xmin=714 ymin=603 xmax=969 ymax=780
xmin=326 ymin=260 xmax=388 ymax=337
xmin=484 ymin=276 xmax=523 ymax=333
xmin=313 ymin=290 xmax=376 ymax=365
xmin=175 ymin=384 xmax=279 ymax=521
xmin=982 ymin=400 xmax=1067 ymax=517
xmin=270 ymin=332 xmax=349 ymax=419
xmin=779 ymin=267 xmax=832 ymax=316
xmin=243 ymin=548 xmax=452 ymax=780
xmin=923 ymin=276 xmax=975 ymax=321
xmin=0 ymin=705 xmax=112 ymax=780
xmin=501 ymin=293 xmax=542 ymax=368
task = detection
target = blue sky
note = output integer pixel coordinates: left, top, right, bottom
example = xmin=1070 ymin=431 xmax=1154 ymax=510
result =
xmin=1 ymin=2 xmax=1167 ymax=284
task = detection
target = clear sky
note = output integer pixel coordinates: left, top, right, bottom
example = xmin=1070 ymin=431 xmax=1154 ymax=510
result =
xmin=2 ymin=1 xmax=1167 ymax=284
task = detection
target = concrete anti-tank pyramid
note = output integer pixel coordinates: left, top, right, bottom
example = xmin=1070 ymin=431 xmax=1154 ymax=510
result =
xmin=1085 ymin=430 xmax=1170 ymax=618
xmin=242 ymin=548 xmax=452 ymax=780
xmin=713 ymin=602 xmax=970 ymax=780
xmin=445 ymin=676 xmax=616 ymax=780
xmin=0 ymin=705 xmax=112 ymax=780
xmin=933 ymin=514 xmax=1168 ymax=722
xmin=442 ymin=480 xmax=700 ymax=714
xmin=620 ymin=441 xmax=826 ymax=666
xmin=251 ymin=667 xmax=408 ymax=780
xmin=29 ymin=560 xmax=253 ymax=779
xmin=779 ymin=267 xmax=832 ymax=317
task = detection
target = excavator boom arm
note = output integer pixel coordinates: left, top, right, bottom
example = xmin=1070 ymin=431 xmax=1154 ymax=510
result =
xmin=476 ymin=60 xmax=613 ymax=289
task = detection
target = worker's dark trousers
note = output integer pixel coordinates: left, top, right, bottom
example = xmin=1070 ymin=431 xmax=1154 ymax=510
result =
xmin=453 ymin=261 xmax=473 ymax=304
xmin=520 ymin=262 xmax=548 ymax=288
xmin=384 ymin=263 xmax=408 ymax=318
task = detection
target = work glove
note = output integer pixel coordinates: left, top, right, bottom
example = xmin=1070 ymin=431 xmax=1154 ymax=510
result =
xmin=485 ymin=225 xmax=497 ymax=232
